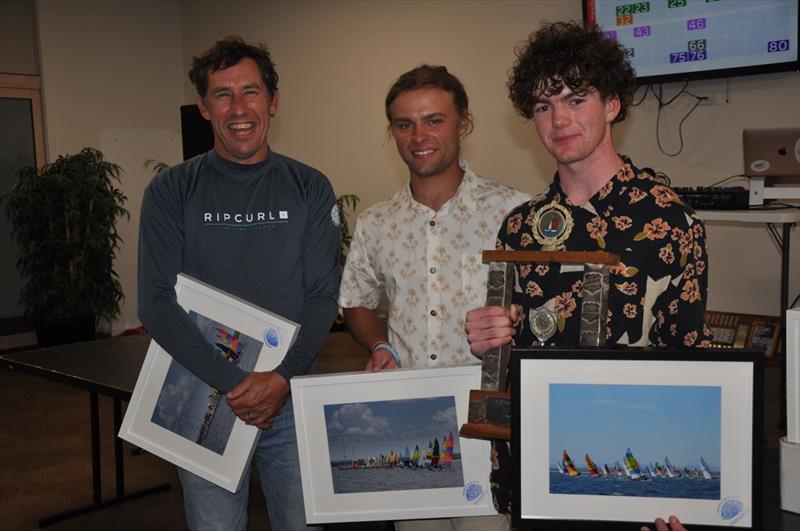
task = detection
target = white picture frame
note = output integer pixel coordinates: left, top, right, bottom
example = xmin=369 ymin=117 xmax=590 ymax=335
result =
xmin=119 ymin=273 xmax=298 ymax=493
xmin=291 ymin=364 xmax=497 ymax=523
xmin=512 ymin=348 xmax=762 ymax=530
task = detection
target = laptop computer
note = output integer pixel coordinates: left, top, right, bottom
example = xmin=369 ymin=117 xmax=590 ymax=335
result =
xmin=743 ymin=128 xmax=800 ymax=177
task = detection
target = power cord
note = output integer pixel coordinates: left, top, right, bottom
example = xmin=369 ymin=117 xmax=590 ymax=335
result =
xmin=654 ymin=82 xmax=708 ymax=157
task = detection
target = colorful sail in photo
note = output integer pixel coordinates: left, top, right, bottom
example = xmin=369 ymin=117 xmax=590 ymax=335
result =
xmin=700 ymin=456 xmax=713 ymax=479
xmin=602 ymin=463 xmax=611 ymax=476
xmin=665 ymin=456 xmax=682 ymax=478
xmin=431 ymin=437 xmax=440 ymax=468
xmin=440 ymin=432 xmax=454 ymax=469
xmin=562 ymin=449 xmax=580 ymax=476
xmin=423 ymin=441 xmax=433 ymax=469
xmin=411 ymin=445 xmax=420 ymax=467
xmin=623 ymin=448 xmax=646 ymax=480
xmin=584 ymin=454 xmax=601 ymax=477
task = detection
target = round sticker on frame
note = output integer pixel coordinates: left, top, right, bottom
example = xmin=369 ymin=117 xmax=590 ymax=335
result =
xmin=264 ymin=329 xmax=280 ymax=348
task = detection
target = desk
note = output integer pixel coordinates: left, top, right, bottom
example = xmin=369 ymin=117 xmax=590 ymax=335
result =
xmin=1 ymin=335 xmax=170 ymax=527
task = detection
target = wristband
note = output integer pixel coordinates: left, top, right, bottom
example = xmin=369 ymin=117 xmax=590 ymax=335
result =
xmin=370 ymin=341 xmax=401 ymax=368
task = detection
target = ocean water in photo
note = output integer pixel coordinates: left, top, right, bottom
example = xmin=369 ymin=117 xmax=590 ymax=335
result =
xmin=549 ymin=471 xmax=720 ymax=499
xmin=332 ymin=461 xmax=464 ymax=494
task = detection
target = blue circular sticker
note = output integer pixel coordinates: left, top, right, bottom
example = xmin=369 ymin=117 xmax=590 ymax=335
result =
xmin=264 ymin=329 xmax=279 ymax=348
xmin=718 ymin=497 xmax=743 ymax=520
xmin=463 ymin=481 xmax=483 ymax=504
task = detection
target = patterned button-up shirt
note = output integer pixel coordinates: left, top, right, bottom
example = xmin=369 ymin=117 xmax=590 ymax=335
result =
xmin=489 ymin=157 xmax=713 ymax=516
xmin=498 ymin=156 xmax=713 ymax=349
xmin=339 ymin=161 xmax=530 ymax=368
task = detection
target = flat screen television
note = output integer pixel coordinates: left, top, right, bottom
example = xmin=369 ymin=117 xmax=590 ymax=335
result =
xmin=583 ymin=0 xmax=800 ymax=84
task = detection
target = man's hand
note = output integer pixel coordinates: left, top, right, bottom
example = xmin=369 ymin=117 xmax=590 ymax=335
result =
xmin=226 ymin=371 xmax=289 ymax=430
xmin=465 ymin=305 xmax=518 ymax=357
xmin=641 ymin=515 xmax=687 ymax=531
xmin=365 ymin=348 xmax=399 ymax=372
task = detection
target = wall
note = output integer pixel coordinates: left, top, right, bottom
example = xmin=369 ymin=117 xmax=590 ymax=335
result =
xmin=0 ymin=0 xmax=39 ymax=75
xmin=35 ymin=0 xmax=799 ymax=332
xmin=36 ymin=0 xmax=185 ymax=333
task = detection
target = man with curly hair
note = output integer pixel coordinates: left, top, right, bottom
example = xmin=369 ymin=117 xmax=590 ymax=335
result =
xmin=466 ymin=21 xmax=711 ymax=531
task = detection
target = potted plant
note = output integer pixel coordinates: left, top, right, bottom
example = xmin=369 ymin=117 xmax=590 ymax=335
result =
xmin=2 ymin=147 xmax=129 ymax=346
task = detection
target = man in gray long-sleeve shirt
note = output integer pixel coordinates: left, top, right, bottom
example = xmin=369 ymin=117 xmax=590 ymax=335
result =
xmin=138 ymin=36 xmax=337 ymax=531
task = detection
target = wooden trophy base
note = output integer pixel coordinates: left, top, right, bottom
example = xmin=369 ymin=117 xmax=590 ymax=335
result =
xmin=459 ymin=390 xmax=511 ymax=441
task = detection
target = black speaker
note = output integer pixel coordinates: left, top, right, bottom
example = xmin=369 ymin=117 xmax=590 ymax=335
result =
xmin=180 ymin=104 xmax=214 ymax=161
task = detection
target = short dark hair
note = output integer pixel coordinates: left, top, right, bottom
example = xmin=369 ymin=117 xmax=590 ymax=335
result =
xmin=385 ymin=65 xmax=470 ymax=123
xmin=507 ymin=21 xmax=636 ymax=124
xmin=189 ymin=36 xmax=278 ymax=99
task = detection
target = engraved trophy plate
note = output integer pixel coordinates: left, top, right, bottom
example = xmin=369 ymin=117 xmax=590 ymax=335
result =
xmin=529 ymin=306 xmax=557 ymax=346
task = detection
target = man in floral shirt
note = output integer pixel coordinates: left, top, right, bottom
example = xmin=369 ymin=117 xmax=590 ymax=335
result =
xmin=339 ymin=65 xmax=529 ymax=531
xmin=466 ymin=22 xmax=711 ymax=531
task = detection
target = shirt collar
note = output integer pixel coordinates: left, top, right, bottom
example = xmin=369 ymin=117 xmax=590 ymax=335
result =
xmin=550 ymin=154 xmax=638 ymax=206
xmin=399 ymin=160 xmax=481 ymax=214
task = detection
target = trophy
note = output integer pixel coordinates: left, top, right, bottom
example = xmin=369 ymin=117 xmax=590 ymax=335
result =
xmin=459 ymin=202 xmax=619 ymax=440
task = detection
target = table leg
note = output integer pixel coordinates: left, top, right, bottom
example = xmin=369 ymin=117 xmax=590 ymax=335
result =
xmin=779 ymin=222 xmax=792 ymax=430
xmin=38 ymin=393 xmax=172 ymax=527
xmin=113 ymin=398 xmax=124 ymax=498
xmin=90 ymin=391 xmax=102 ymax=504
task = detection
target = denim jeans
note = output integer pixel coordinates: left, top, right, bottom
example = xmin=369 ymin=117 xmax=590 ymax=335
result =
xmin=178 ymin=397 xmax=321 ymax=531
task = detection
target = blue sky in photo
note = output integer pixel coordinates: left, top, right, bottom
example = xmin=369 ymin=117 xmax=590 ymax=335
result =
xmin=549 ymin=384 xmax=721 ymax=471
xmin=324 ymin=396 xmax=461 ymax=460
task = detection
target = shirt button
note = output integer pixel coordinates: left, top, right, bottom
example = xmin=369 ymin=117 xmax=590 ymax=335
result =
xmin=429 ymin=220 xmax=436 ymax=227
xmin=429 ymin=267 xmax=436 ymax=274
xmin=430 ymin=310 xmax=437 ymax=316
xmin=430 ymin=354 xmax=437 ymax=360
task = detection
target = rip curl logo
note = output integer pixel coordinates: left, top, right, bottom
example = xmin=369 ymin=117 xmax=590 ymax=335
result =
xmin=717 ymin=497 xmax=745 ymax=524
xmin=331 ymin=204 xmax=340 ymax=227
xmin=203 ymin=210 xmax=289 ymax=229
xmin=463 ymin=481 xmax=483 ymax=504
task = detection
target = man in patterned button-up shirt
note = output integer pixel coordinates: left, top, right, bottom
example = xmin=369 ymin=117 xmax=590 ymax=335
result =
xmin=339 ymin=65 xmax=529 ymax=531
xmin=465 ymin=22 xmax=711 ymax=531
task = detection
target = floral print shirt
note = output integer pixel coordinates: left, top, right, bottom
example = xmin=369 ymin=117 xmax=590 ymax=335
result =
xmin=499 ymin=157 xmax=713 ymax=349
xmin=339 ymin=160 xmax=530 ymax=368
xmin=489 ymin=157 xmax=713 ymax=515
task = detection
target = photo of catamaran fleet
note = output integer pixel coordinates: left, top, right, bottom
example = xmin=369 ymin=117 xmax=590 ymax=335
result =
xmin=551 ymin=447 xmax=720 ymax=499
xmin=549 ymin=383 xmax=721 ymax=499
xmin=324 ymin=396 xmax=466 ymax=494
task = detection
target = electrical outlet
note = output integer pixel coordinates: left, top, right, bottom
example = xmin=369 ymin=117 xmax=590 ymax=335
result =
xmin=695 ymin=91 xmax=715 ymax=106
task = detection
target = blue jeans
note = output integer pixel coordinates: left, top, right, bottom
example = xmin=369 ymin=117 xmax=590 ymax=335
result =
xmin=178 ymin=398 xmax=321 ymax=531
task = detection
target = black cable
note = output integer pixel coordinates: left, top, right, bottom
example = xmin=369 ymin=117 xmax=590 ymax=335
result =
xmin=767 ymin=202 xmax=800 ymax=211
xmin=653 ymin=81 xmax=689 ymax=106
xmin=656 ymin=93 xmax=704 ymax=157
xmin=790 ymin=292 xmax=800 ymax=309
xmin=632 ymin=84 xmax=650 ymax=107
xmin=707 ymin=174 xmax=747 ymax=188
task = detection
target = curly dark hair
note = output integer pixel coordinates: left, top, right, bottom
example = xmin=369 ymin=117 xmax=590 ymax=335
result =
xmin=385 ymin=65 xmax=470 ymax=123
xmin=189 ymin=36 xmax=278 ymax=99
xmin=507 ymin=21 xmax=636 ymax=124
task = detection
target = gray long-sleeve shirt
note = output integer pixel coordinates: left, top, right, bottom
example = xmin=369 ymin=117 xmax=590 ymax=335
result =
xmin=138 ymin=149 xmax=340 ymax=393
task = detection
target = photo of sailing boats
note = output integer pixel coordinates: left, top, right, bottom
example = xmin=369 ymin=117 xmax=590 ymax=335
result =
xmin=323 ymin=396 xmax=465 ymax=494
xmin=549 ymin=383 xmax=721 ymax=500
xmin=150 ymin=311 xmax=261 ymax=455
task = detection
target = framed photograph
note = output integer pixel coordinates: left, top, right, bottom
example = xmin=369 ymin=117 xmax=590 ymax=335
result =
xmin=291 ymin=364 xmax=497 ymax=523
xmin=512 ymin=348 xmax=762 ymax=530
xmin=119 ymin=273 xmax=298 ymax=493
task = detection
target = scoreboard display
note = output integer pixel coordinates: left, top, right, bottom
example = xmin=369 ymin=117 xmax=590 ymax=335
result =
xmin=584 ymin=0 xmax=799 ymax=83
